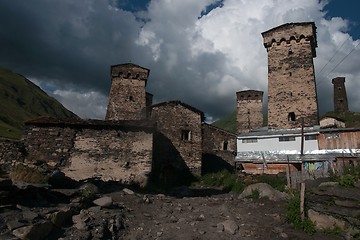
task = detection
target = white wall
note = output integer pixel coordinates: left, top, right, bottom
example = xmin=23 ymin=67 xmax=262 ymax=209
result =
xmin=237 ymin=135 xmax=318 ymax=154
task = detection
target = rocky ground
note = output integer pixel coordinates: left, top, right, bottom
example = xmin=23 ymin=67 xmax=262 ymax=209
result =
xmin=0 ymin=173 xmax=359 ymax=239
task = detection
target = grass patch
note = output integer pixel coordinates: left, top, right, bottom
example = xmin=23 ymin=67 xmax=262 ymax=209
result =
xmin=285 ymin=193 xmax=316 ymax=234
xmin=331 ymin=164 xmax=360 ymax=187
xmin=9 ymin=164 xmax=48 ymax=184
xmin=196 ymin=170 xmax=287 ymax=194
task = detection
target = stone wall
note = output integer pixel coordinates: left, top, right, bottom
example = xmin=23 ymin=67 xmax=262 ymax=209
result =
xmin=24 ymin=117 xmax=155 ymax=187
xmin=262 ymin=22 xmax=319 ymax=129
xmin=202 ymin=124 xmax=236 ymax=173
xmin=236 ymin=90 xmax=263 ymax=133
xmin=106 ymin=63 xmax=149 ymax=121
xmin=0 ymin=139 xmax=25 ymax=171
xmin=150 ymin=101 xmax=204 ymax=176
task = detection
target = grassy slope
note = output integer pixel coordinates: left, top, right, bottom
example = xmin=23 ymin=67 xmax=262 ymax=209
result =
xmin=0 ymin=67 xmax=78 ymax=139
xmin=321 ymin=111 xmax=360 ymax=128
xmin=212 ymin=111 xmax=236 ymax=133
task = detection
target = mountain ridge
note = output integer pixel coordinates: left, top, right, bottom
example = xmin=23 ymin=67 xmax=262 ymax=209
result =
xmin=0 ymin=67 xmax=78 ymax=139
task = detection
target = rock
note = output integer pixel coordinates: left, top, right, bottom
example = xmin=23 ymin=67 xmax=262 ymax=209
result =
xmin=6 ymin=220 xmax=26 ymax=231
xmin=318 ymin=182 xmax=339 ymax=188
xmin=308 ymin=209 xmax=347 ymax=231
xmin=334 ymin=199 xmax=359 ymax=208
xmin=72 ymin=214 xmax=88 ymax=230
xmin=80 ymin=182 xmax=99 ymax=194
xmin=196 ymin=214 xmax=205 ymax=221
xmin=50 ymin=208 xmax=73 ymax=227
xmin=12 ymin=221 xmax=53 ymax=240
xmin=93 ymin=196 xmax=113 ymax=208
xmin=216 ymin=222 xmax=224 ymax=232
xmin=88 ymin=206 xmax=102 ymax=213
xmin=48 ymin=171 xmax=78 ymax=189
xmin=22 ymin=211 xmax=39 ymax=221
xmin=122 ymin=188 xmax=134 ymax=195
xmin=238 ymin=183 xmax=288 ymax=201
xmin=219 ymin=220 xmax=239 ymax=235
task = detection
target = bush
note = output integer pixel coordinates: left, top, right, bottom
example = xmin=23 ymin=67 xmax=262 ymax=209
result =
xmin=285 ymin=194 xmax=316 ymax=234
xmin=198 ymin=169 xmax=246 ymax=193
xmin=9 ymin=164 xmax=48 ymax=184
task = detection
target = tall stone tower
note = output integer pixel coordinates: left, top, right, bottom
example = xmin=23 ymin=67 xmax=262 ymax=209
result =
xmin=105 ymin=63 xmax=150 ymax=121
xmin=236 ymin=90 xmax=264 ymax=134
xmin=332 ymin=77 xmax=349 ymax=112
xmin=262 ymin=22 xmax=319 ymax=129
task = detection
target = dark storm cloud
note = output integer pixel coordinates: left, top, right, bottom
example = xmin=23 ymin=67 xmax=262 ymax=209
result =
xmin=0 ymin=0 xmax=359 ymax=121
xmin=0 ymin=0 xmax=144 ymax=92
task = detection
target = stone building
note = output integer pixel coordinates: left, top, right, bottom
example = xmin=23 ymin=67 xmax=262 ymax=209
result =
xmin=332 ymin=77 xmax=349 ymax=112
xmin=105 ymin=63 xmax=152 ymax=121
xmin=150 ymin=101 xmax=204 ymax=177
xmin=23 ymin=117 xmax=155 ymax=187
xmin=236 ymin=90 xmax=263 ymax=134
xmin=262 ymin=22 xmax=319 ymax=129
xmin=201 ymin=123 xmax=236 ymax=173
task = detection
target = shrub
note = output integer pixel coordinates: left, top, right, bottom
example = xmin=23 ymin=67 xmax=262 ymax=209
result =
xmin=9 ymin=164 xmax=48 ymax=184
xmin=285 ymin=194 xmax=316 ymax=234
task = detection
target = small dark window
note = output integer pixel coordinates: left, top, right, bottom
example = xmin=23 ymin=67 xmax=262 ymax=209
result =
xmin=338 ymin=87 xmax=342 ymax=90
xmin=289 ymin=72 xmax=292 ymax=76
xmin=223 ymin=141 xmax=228 ymax=150
xmin=242 ymin=138 xmax=258 ymax=143
xmin=305 ymin=135 xmax=317 ymax=141
xmin=57 ymin=132 xmax=61 ymax=137
xmin=135 ymin=74 xmax=140 ymax=78
xmin=288 ymin=49 xmax=293 ymax=55
xmin=126 ymin=72 xmax=131 ymax=78
xmin=181 ymin=130 xmax=191 ymax=141
xmin=279 ymin=136 xmax=295 ymax=142
xmin=129 ymin=96 xmax=134 ymax=101
xmin=288 ymin=112 xmax=296 ymax=121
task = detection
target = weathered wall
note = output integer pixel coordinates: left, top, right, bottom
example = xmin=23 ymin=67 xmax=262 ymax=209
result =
xmin=332 ymin=77 xmax=349 ymax=112
xmin=236 ymin=90 xmax=263 ymax=133
xmin=151 ymin=101 xmax=203 ymax=176
xmin=263 ymin=22 xmax=319 ymax=129
xmin=318 ymin=129 xmax=360 ymax=149
xmin=0 ymin=139 xmax=25 ymax=171
xmin=23 ymin=118 xmax=155 ymax=187
xmin=106 ymin=63 xmax=149 ymax=121
xmin=202 ymin=124 xmax=236 ymax=173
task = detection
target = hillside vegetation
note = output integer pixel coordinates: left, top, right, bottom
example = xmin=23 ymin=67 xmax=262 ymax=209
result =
xmin=0 ymin=67 xmax=78 ymax=139
xmin=322 ymin=111 xmax=360 ymax=128
xmin=211 ymin=111 xmax=236 ymax=133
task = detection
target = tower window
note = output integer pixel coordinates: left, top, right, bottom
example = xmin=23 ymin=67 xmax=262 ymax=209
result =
xmin=288 ymin=48 xmax=293 ymax=55
xmin=181 ymin=130 xmax=191 ymax=141
xmin=288 ymin=112 xmax=296 ymax=121
xmin=126 ymin=72 xmax=131 ymax=78
xmin=129 ymin=96 xmax=134 ymax=101
xmin=338 ymin=87 xmax=342 ymax=90
xmin=289 ymin=72 xmax=292 ymax=76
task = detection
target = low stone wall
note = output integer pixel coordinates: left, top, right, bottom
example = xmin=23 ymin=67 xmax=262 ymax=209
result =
xmin=23 ymin=118 xmax=155 ymax=187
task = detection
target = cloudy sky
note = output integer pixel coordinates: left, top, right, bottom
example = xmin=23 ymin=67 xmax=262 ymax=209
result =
xmin=0 ymin=0 xmax=359 ymax=122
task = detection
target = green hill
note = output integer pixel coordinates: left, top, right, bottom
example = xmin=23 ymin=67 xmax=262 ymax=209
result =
xmin=0 ymin=67 xmax=78 ymax=139
xmin=321 ymin=111 xmax=360 ymax=128
xmin=212 ymin=111 xmax=236 ymax=133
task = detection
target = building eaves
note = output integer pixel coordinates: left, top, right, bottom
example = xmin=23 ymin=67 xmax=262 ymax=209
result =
xmin=150 ymin=100 xmax=205 ymax=122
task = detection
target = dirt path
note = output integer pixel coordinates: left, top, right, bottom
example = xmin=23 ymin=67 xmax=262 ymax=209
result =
xmin=108 ymin=188 xmax=342 ymax=240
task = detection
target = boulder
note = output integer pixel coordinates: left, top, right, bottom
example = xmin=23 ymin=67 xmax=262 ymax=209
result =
xmin=93 ymin=196 xmax=113 ymax=208
xmin=12 ymin=221 xmax=53 ymax=240
xmin=218 ymin=220 xmax=239 ymax=235
xmin=308 ymin=209 xmax=347 ymax=231
xmin=318 ymin=182 xmax=339 ymax=188
xmin=50 ymin=208 xmax=73 ymax=227
xmin=238 ymin=183 xmax=288 ymax=201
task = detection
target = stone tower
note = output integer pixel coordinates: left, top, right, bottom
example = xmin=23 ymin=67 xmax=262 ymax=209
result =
xmin=106 ymin=63 xmax=150 ymax=121
xmin=262 ymin=22 xmax=319 ymax=129
xmin=236 ymin=90 xmax=264 ymax=134
xmin=332 ymin=77 xmax=349 ymax=112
